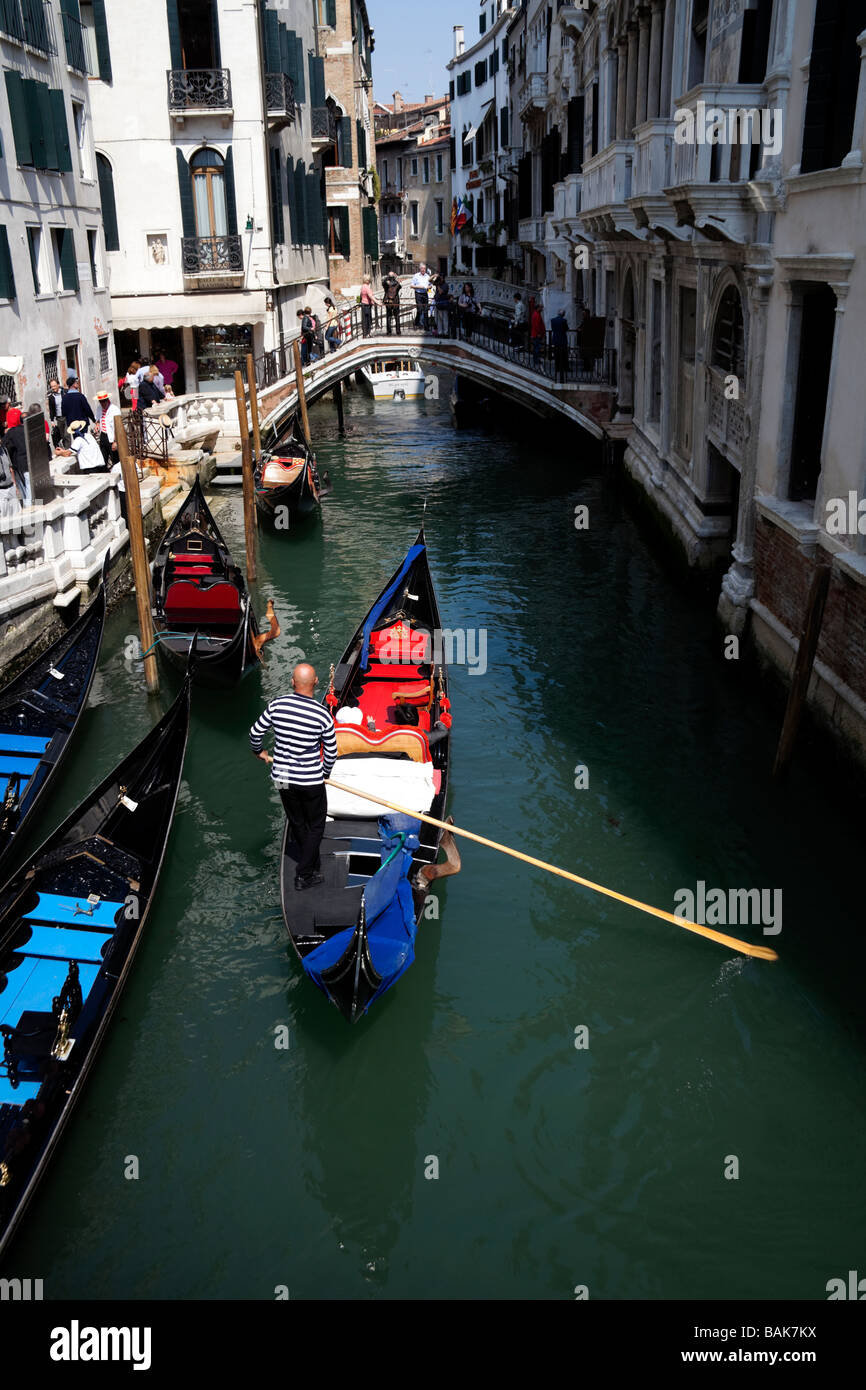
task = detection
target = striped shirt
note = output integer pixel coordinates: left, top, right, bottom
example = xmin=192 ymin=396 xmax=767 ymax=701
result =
xmin=249 ymin=693 xmax=337 ymax=786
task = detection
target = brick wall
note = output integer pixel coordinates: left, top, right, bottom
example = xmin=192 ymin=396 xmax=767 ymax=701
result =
xmin=754 ymin=515 xmax=866 ymax=704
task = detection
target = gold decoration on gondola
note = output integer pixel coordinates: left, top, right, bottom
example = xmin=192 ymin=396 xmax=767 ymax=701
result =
xmin=325 ymin=662 xmax=338 ymax=710
xmin=51 ymin=1007 xmax=71 ymax=1060
xmin=0 ymin=1162 xmax=10 ymax=1187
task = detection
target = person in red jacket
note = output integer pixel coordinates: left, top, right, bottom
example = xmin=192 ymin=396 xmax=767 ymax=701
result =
xmin=530 ymin=305 xmax=546 ymax=367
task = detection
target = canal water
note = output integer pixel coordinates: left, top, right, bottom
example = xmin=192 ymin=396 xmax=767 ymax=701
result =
xmin=5 ymin=371 xmax=865 ymax=1300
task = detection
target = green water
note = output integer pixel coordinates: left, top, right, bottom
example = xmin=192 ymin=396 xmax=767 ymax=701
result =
xmin=4 ymin=374 xmax=865 ymax=1300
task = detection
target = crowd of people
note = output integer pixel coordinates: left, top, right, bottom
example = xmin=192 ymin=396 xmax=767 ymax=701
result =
xmin=0 ymin=350 xmax=176 ymax=511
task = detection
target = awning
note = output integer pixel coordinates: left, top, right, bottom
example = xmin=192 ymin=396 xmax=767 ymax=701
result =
xmin=463 ymin=99 xmax=494 ymax=144
xmin=110 ymin=291 xmax=269 ymax=331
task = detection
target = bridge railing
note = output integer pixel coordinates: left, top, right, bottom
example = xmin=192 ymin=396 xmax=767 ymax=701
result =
xmin=252 ymin=300 xmax=616 ymax=390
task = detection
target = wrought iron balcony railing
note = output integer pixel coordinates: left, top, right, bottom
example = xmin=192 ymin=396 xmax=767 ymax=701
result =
xmin=311 ymin=105 xmax=336 ymax=143
xmin=0 ymin=0 xmax=57 ymax=55
xmin=61 ymin=8 xmax=90 ymax=73
xmin=265 ymin=72 xmax=296 ymax=119
xmin=181 ymin=235 xmax=243 ymax=276
xmin=168 ymin=68 xmax=232 ymax=111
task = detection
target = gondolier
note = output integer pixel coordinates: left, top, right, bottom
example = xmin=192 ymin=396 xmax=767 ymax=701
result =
xmin=250 ymin=663 xmax=337 ymax=890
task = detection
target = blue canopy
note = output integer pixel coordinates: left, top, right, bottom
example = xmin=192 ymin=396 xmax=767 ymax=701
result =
xmin=359 ymin=544 xmax=426 ymax=670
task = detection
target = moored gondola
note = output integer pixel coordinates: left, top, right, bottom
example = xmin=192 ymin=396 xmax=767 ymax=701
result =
xmin=279 ymin=527 xmax=452 ymax=1021
xmin=0 ymin=673 xmax=191 ymax=1257
xmin=0 ymin=553 xmax=109 ymax=877
xmin=254 ymin=416 xmax=324 ymax=526
xmin=151 ymin=477 xmax=262 ymax=686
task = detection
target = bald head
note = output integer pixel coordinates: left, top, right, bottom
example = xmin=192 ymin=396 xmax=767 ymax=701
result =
xmin=292 ymin=662 xmax=317 ymax=695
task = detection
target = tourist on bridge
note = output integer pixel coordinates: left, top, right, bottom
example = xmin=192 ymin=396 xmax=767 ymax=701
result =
xmin=550 ymin=309 xmax=569 ymax=381
xmin=250 ymin=662 xmax=338 ymax=892
xmin=324 ymin=297 xmax=341 ymax=352
xmin=297 ymin=307 xmax=317 ymax=364
xmin=382 ymin=270 xmax=401 ymax=334
xmin=2 ymin=407 xmax=31 ymax=504
xmin=60 ymin=420 xmax=104 ymax=476
xmin=61 ymin=375 xmax=95 ymax=429
xmin=433 ymin=276 xmax=452 ymax=336
xmin=530 ymin=303 xmax=546 ymax=367
xmin=511 ymin=294 xmax=528 ymax=352
xmin=411 ymin=263 xmax=431 ymax=329
xmin=94 ymin=391 xmax=122 ymax=466
xmin=153 ymin=349 xmax=179 ymax=390
xmin=360 ymin=275 xmax=375 ymax=336
xmin=458 ymin=283 xmax=477 ymax=340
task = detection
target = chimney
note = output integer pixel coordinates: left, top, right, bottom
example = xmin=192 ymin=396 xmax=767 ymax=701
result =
xmin=424 ymin=94 xmax=434 ymax=103
xmin=393 ymin=90 xmax=404 ymax=111
xmin=454 ymin=25 xmax=464 ymax=56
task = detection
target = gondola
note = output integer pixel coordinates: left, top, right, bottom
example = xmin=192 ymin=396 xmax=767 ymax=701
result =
xmin=0 ymin=553 xmax=109 ymax=877
xmin=0 ymin=673 xmax=191 ymax=1257
xmin=279 ymin=527 xmax=453 ymax=1022
xmin=151 ymin=477 xmax=261 ymax=687
xmin=254 ymin=416 xmax=324 ymax=526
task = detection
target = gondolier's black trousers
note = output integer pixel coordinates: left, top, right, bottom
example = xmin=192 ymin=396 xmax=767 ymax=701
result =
xmin=280 ymin=783 xmax=327 ymax=880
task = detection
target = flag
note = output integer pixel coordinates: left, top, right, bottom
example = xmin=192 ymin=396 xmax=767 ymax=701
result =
xmin=451 ymin=196 xmax=472 ymax=235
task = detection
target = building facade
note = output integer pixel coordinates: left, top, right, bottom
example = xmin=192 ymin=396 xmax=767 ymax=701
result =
xmin=0 ymin=0 xmax=117 ymax=411
xmin=318 ymin=0 xmax=379 ymax=296
xmin=89 ymin=0 xmax=330 ymax=395
xmin=447 ymin=2 xmax=515 ymax=278
xmin=375 ymin=93 xmax=451 ymax=276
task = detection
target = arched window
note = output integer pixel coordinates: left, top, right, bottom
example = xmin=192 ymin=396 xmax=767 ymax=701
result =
xmin=96 ymin=153 xmax=119 ymax=251
xmin=712 ymin=285 xmax=745 ymax=380
xmin=190 ymin=148 xmax=227 ymax=238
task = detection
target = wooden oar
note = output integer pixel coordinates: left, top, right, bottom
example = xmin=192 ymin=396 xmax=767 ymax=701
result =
xmin=324 ymin=778 xmax=779 ymax=962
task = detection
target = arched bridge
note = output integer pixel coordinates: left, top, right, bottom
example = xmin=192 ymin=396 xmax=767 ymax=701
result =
xmin=252 ymin=304 xmax=620 ymax=444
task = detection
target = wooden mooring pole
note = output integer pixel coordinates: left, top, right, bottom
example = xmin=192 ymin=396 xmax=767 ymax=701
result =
xmin=116 ymin=418 xmax=159 ymax=694
xmin=772 ymin=560 xmax=832 ymax=778
xmin=292 ymin=338 xmax=312 ymax=451
xmin=246 ymin=352 xmax=263 ymax=463
xmin=234 ymin=369 xmax=258 ymax=583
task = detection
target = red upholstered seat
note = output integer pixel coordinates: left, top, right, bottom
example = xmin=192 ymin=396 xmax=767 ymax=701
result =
xmin=172 ymin=552 xmax=215 ymax=563
xmin=362 ymin=661 xmax=427 ymax=681
xmin=170 ymin=565 xmax=212 ymax=576
xmin=164 ymin=581 xmax=241 ymax=627
xmin=369 ymin=622 xmax=431 ymax=664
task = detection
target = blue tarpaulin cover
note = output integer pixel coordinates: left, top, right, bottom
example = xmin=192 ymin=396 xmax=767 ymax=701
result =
xmin=358 ymin=545 xmax=426 ymax=671
xmin=303 ymin=813 xmax=423 ymax=1011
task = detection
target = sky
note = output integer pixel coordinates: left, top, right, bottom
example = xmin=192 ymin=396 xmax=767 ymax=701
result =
xmin=368 ymin=0 xmax=474 ymax=106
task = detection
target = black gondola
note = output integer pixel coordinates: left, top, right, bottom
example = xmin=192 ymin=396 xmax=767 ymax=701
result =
xmin=279 ymin=527 xmax=452 ymax=1022
xmin=0 ymin=553 xmax=109 ymax=877
xmin=151 ymin=477 xmax=261 ymax=686
xmin=0 ymin=673 xmax=191 ymax=1257
xmin=254 ymin=417 xmax=323 ymax=526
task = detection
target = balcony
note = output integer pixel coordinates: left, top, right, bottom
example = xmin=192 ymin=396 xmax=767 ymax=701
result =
xmin=518 ymin=216 xmax=547 ymax=246
xmin=518 ymin=73 xmax=547 ymax=121
xmin=663 ymin=85 xmax=765 ymax=243
xmin=311 ymin=105 xmax=336 ymax=150
xmin=181 ymin=235 xmax=244 ymax=289
xmin=553 ymin=172 xmax=582 ymax=222
xmin=626 ymin=118 xmax=682 ymax=238
xmin=558 ymin=4 xmax=589 ymax=41
xmin=168 ymin=69 xmax=233 ymax=126
xmin=579 ymin=141 xmax=637 ymax=236
xmin=0 ymin=1 xmax=57 ymax=55
xmin=380 ymin=182 xmax=407 ymax=203
xmin=61 ymin=8 xmax=90 ymax=73
xmin=266 ymin=72 xmax=295 ymax=129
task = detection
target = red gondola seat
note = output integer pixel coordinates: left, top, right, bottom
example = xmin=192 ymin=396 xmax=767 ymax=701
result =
xmin=164 ymin=581 xmax=241 ymax=627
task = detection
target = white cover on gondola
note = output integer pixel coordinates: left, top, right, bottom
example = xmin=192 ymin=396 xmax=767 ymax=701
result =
xmin=326 ymin=755 xmax=435 ymax=819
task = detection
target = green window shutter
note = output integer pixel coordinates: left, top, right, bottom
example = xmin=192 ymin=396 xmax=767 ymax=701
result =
xmin=264 ymin=9 xmax=279 ymax=70
xmin=285 ymin=155 xmax=295 ymax=242
xmin=23 ymin=80 xmax=47 ymax=169
xmin=60 ymin=0 xmax=86 ymax=72
xmin=210 ymin=0 xmax=221 ymax=67
xmin=166 ymin=0 xmax=182 ymax=70
xmin=326 ymin=0 xmax=336 ymax=25
xmin=294 ymin=37 xmax=305 ymax=101
xmin=50 ymin=90 xmax=72 ymax=172
xmin=280 ymin=25 xmax=292 ymax=81
xmin=27 ymin=229 xmax=40 ymax=292
xmin=5 ymin=72 xmax=33 ymax=166
xmin=356 ymin=120 xmax=366 ymax=168
xmin=92 ymin=0 xmax=112 ymax=82
xmin=339 ymin=115 xmax=352 ymax=167
xmin=306 ymin=169 xmax=323 ymax=245
xmin=338 ymin=205 xmax=349 ymax=258
xmin=224 ymin=147 xmax=238 ymax=235
xmin=176 ymin=148 xmax=195 ymax=237
xmin=270 ymin=147 xmax=284 ymax=244
xmin=97 ymin=153 xmax=119 ymax=249
xmin=362 ymin=205 xmax=378 ymax=260
xmin=309 ymin=54 xmax=325 ymax=107
xmin=59 ymin=227 xmax=78 ymax=291
xmin=36 ymin=84 xmax=58 ymax=170
xmin=0 ymin=227 xmax=15 ymax=300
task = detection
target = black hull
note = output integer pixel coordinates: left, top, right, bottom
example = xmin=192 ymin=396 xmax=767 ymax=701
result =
xmin=279 ymin=528 xmax=450 ymax=1021
xmin=0 ymin=677 xmax=191 ymax=1257
xmin=152 ymin=478 xmax=259 ymax=686
xmin=0 ymin=555 xmax=108 ymax=876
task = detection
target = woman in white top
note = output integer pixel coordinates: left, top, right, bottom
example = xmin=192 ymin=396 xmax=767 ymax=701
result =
xmin=67 ymin=420 xmax=104 ymax=474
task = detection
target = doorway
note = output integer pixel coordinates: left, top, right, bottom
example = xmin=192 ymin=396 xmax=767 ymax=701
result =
xmin=788 ymin=283 xmax=836 ymax=501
